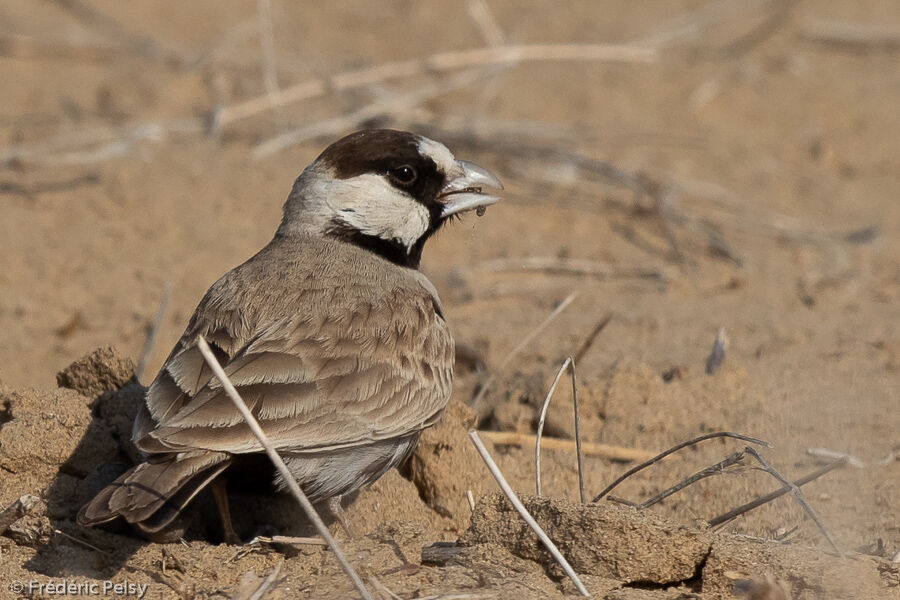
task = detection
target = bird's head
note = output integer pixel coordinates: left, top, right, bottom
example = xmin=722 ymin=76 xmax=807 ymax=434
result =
xmin=278 ymin=129 xmax=502 ymax=268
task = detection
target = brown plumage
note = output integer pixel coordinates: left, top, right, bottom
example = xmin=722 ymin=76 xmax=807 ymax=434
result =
xmin=77 ymin=129 xmax=501 ymax=539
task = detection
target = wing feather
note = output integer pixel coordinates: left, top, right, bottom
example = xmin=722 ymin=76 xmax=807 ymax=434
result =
xmin=138 ymin=270 xmax=453 ymax=457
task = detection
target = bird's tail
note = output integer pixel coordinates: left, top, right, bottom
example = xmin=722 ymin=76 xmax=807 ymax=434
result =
xmin=77 ymin=451 xmax=231 ymax=533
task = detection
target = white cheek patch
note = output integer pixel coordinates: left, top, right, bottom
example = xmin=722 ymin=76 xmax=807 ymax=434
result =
xmin=416 ymin=137 xmax=457 ymax=174
xmin=325 ymin=174 xmax=431 ymax=250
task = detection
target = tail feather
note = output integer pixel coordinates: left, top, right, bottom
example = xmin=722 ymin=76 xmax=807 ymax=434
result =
xmin=77 ymin=452 xmax=231 ymax=533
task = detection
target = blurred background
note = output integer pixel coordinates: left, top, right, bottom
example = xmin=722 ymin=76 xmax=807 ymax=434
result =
xmin=1 ymin=0 xmax=898 ymax=564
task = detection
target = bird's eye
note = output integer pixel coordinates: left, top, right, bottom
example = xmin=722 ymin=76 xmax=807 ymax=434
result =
xmin=389 ymin=165 xmax=417 ymax=185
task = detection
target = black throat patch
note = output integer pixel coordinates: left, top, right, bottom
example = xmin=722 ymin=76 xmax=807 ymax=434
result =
xmin=325 ymin=218 xmax=445 ymax=269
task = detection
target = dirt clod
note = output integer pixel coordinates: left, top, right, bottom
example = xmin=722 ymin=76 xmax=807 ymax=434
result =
xmin=402 ymin=400 xmax=492 ymax=529
xmin=56 ymin=346 xmax=136 ymax=399
xmin=461 ymin=492 xmax=711 ymax=584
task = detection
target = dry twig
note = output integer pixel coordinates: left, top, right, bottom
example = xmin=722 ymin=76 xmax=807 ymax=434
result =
xmin=256 ymin=0 xmax=279 ymax=99
xmin=743 ymin=447 xmax=842 ymax=556
xmin=462 ymin=257 xmax=665 ymax=281
xmin=253 ymin=67 xmax=500 ymax=158
xmin=470 ymin=293 xmax=577 ymax=419
xmin=468 ymin=430 xmax=589 ymax=596
xmin=480 ymin=430 xmax=658 ymax=462
xmin=196 ymin=335 xmax=374 ymax=600
xmin=806 ymin=447 xmax=864 ymax=468
xmin=53 ymin=528 xmax=108 ymax=554
xmin=707 ymin=457 xmax=847 ymax=529
xmin=634 ymin=450 xmax=746 ymax=510
xmin=573 ymin=314 xmax=613 ymax=364
xmin=800 ymin=19 xmax=900 ymax=50
xmin=214 ymin=42 xmax=655 ymax=132
xmin=591 ymin=432 xmax=770 ymax=503
xmin=531 ymin=356 xmax=587 ymax=503
xmin=535 ymin=358 xmax=572 ymax=496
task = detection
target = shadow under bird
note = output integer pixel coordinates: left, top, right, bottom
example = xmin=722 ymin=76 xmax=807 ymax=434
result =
xmin=77 ymin=129 xmax=502 ymax=542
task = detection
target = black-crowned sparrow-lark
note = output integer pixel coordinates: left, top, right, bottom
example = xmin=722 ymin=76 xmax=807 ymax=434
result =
xmin=77 ymin=129 xmax=501 ymax=542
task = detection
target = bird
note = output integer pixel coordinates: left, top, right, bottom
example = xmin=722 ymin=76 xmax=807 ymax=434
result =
xmin=77 ymin=129 xmax=502 ymax=542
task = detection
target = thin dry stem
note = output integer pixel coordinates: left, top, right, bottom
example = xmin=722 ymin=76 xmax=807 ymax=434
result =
xmin=196 ymin=335 xmax=374 ymax=600
xmin=214 ymin=43 xmax=655 ymax=131
xmin=471 ymin=292 xmax=577 ymax=418
xmin=53 ymin=528 xmax=108 ymax=554
xmin=535 ymin=358 xmax=572 ymax=496
xmin=571 ymin=359 xmax=586 ymax=504
xmin=635 ymin=450 xmax=746 ymax=509
xmin=464 ymin=257 xmax=665 ymax=281
xmin=708 ymin=457 xmax=847 ymax=529
xmin=800 ymin=19 xmax=900 ymax=49
xmin=806 ymin=447 xmax=865 ymax=468
xmin=253 ymin=67 xmax=499 ymax=158
xmin=481 ymin=430 xmax=657 ymax=462
xmin=249 ymin=535 xmax=329 ymax=547
xmin=573 ymin=313 xmax=613 ymax=364
xmin=591 ymin=432 xmax=771 ymax=503
xmin=743 ymin=446 xmax=843 ymax=556
xmin=466 ymin=0 xmax=505 ymax=47
xmin=468 ymin=430 xmax=589 ymax=597
xmin=256 ymin=0 xmax=279 ymax=99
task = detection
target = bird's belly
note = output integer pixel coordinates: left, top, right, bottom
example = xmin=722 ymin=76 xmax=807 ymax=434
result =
xmin=275 ymin=433 xmax=421 ymax=502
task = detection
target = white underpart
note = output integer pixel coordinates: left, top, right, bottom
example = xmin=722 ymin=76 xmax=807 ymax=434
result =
xmin=321 ymin=173 xmax=431 ymax=250
xmin=416 ymin=137 xmax=458 ymax=174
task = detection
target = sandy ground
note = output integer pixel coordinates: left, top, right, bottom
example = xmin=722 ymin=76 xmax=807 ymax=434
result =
xmin=1 ymin=1 xmax=899 ymax=598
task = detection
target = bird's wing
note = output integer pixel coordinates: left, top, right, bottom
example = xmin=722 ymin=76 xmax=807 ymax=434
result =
xmin=137 ymin=281 xmax=454 ymax=456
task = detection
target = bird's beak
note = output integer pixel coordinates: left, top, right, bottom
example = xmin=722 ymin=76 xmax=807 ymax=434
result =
xmin=438 ymin=160 xmax=503 ymax=218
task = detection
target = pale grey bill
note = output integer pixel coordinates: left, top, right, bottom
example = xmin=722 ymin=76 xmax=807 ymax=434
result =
xmin=439 ymin=159 xmax=503 ymax=218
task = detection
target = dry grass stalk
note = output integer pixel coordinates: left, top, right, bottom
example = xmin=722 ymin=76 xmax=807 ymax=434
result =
xmin=591 ymin=432 xmax=770 ymax=503
xmin=250 ymin=535 xmax=329 ymax=547
xmin=1 ymin=118 xmax=204 ymax=168
xmin=253 ymin=67 xmax=500 ymax=158
xmin=470 ymin=292 xmax=577 ymax=419
xmin=480 ymin=430 xmax=658 ymax=462
xmin=465 ymin=257 xmax=665 ymax=281
xmin=535 ymin=358 xmax=572 ymax=496
xmin=742 ymin=447 xmax=842 ymax=556
xmin=571 ymin=360 xmax=586 ymax=504
xmin=633 ymin=450 xmax=746 ymax=510
xmin=256 ymin=0 xmax=279 ymax=100
xmin=573 ymin=314 xmax=613 ymax=364
xmin=466 ymin=0 xmax=505 ymax=47
xmin=468 ymin=430 xmax=590 ymax=597
xmin=0 ymin=34 xmax=117 ymax=62
xmin=800 ymin=19 xmax=900 ymax=50
xmin=708 ymin=457 xmax=847 ymax=529
xmin=806 ymin=447 xmax=864 ymax=468
xmin=534 ymin=357 xmax=585 ymax=502
xmin=0 ymin=494 xmax=39 ymax=536
xmin=53 ymin=528 xmax=108 ymax=554
xmin=214 ymin=42 xmax=655 ymax=132
xmin=196 ymin=335 xmax=374 ymax=600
